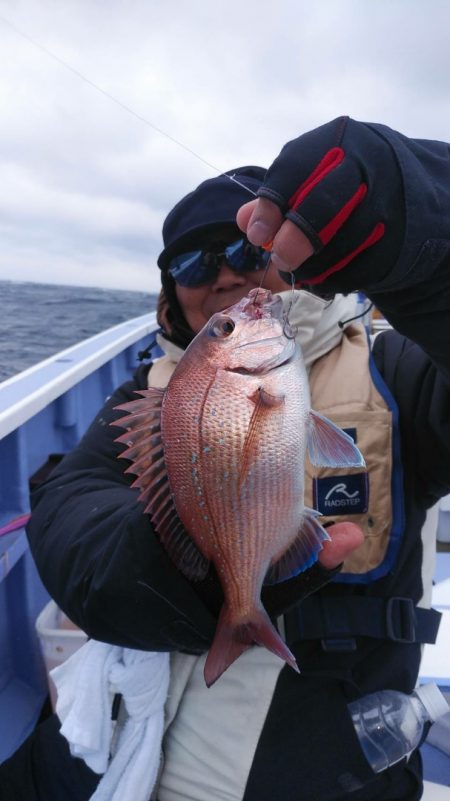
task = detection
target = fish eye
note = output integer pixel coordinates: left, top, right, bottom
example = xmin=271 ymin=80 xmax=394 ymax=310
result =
xmin=209 ymin=316 xmax=235 ymax=338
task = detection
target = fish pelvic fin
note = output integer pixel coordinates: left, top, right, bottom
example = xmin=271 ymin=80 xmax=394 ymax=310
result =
xmin=264 ymin=508 xmax=331 ymax=585
xmin=112 ymin=388 xmax=209 ymax=582
xmin=238 ymin=387 xmax=285 ymax=491
xmin=307 ymin=409 xmax=365 ymax=468
xmin=204 ymin=603 xmax=299 ymax=688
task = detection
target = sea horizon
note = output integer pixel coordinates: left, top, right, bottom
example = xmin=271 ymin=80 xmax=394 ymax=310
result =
xmin=0 ymin=279 xmax=158 ymax=382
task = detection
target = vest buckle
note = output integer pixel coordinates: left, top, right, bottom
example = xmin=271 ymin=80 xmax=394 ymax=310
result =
xmin=386 ymin=597 xmax=416 ymax=643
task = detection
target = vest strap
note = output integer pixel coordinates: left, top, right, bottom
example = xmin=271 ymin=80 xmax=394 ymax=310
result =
xmin=284 ymin=596 xmax=442 ymax=651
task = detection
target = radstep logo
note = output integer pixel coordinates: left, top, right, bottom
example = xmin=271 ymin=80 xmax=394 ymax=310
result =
xmin=325 ymin=483 xmax=359 ymax=501
xmin=313 ymin=473 xmax=369 ymax=516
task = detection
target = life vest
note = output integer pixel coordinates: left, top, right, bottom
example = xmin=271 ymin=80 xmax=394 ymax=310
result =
xmin=288 ymin=322 xmax=441 ymax=650
xmin=305 ymin=322 xmax=404 ymax=583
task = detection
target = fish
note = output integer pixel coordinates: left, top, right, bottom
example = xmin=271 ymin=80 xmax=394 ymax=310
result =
xmin=113 ymin=288 xmax=364 ymax=686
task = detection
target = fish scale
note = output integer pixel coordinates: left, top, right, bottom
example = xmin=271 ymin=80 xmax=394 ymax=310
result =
xmin=166 ymin=366 xmax=303 ymax=571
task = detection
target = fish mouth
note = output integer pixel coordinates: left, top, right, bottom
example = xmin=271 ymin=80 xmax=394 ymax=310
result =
xmin=235 ymin=332 xmax=296 ymax=353
xmin=228 ymin=337 xmax=296 ymax=375
xmin=228 ymin=354 xmax=294 ymax=376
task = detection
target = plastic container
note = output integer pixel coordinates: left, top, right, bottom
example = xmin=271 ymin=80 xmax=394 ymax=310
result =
xmin=348 ymin=683 xmax=449 ymax=773
xmin=36 ymin=599 xmax=88 ymax=709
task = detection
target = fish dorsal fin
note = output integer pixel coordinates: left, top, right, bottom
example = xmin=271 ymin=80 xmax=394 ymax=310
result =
xmin=239 ymin=387 xmax=285 ymax=489
xmin=112 ymin=388 xmax=209 ymax=581
xmin=264 ymin=507 xmax=331 ymax=585
xmin=307 ymin=409 xmax=365 ymax=468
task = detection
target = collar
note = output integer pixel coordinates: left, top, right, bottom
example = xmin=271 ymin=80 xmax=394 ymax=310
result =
xmin=275 ymin=290 xmax=358 ymax=370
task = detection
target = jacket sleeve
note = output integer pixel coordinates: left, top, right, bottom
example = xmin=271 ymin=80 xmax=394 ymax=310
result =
xmin=372 ymin=328 xmax=450 ymax=507
xmin=361 ymin=128 xmax=450 ymax=504
xmin=335 ymin=125 xmax=450 ymax=385
xmin=26 ymin=365 xmax=216 ymax=652
xmin=355 ymin=126 xmax=450 ymax=506
xmin=261 ymin=118 xmax=450 ymax=383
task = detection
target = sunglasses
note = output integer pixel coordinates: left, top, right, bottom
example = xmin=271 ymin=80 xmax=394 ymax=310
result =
xmin=168 ymin=237 xmax=271 ymax=287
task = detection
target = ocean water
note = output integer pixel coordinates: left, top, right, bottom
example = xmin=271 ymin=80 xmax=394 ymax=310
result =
xmin=0 ymin=280 xmax=158 ymax=382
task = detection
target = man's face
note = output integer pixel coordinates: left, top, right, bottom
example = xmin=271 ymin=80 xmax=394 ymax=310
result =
xmin=173 ymin=227 xmax=289 ymax=334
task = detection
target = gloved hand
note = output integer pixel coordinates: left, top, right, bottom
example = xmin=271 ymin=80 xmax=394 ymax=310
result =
xmin=262 ymin=521 xmax=363 ymax=618
xmin=237 ymin=116 xmax=405 ymax=294
xmin=193 ymin=522 xmax=364 ymax=620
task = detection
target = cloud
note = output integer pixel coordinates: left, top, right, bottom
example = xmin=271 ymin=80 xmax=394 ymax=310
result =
xmin=1 ymin=0 xmax=450 ymax=291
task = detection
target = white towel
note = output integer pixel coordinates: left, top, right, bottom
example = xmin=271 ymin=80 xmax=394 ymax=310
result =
xmin=51 ymin=640 xmax=170 ymax=801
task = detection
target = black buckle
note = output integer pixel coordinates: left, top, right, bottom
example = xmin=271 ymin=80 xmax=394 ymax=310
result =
xmin=386 ymin=597 xmax=416 ymax=643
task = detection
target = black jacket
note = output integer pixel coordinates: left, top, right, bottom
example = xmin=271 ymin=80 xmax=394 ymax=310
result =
xmin=2 ymin=119 xmax=450 ymax=801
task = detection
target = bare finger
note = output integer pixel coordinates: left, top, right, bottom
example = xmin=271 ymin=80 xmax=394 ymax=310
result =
xmin=269 ymin=220 xmax=314 ymax=273
xmin=238 ymin=197 xmax=284 ymax=246
xmin=318 ymin=522 xmax=364 ymax=570
xmin=237 ymin=199 xmax=314 ymax=273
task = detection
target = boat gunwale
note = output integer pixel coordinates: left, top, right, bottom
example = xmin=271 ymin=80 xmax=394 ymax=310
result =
xmin=0 ymin=312 xmax=158 ymax=440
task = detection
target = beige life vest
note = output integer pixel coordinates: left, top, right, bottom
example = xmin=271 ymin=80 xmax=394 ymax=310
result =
xmin=305 ymin=322 xmax=397 ymax=577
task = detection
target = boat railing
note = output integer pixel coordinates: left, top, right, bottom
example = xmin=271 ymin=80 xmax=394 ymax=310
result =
xmin=0 ymin=312 xmax=158 ymax=762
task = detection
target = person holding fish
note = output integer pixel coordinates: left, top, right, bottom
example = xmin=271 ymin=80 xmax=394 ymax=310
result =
xmin=2 ymin=116 xmax=449 ymax=801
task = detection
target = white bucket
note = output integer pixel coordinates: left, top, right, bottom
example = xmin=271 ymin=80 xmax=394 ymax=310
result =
xmin=36 ymin=599 xmax=88 ymax=709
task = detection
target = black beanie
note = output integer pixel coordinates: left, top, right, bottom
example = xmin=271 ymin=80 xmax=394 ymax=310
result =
xmin=156 ymin=166 xmax=266 ymax=348
xmin=157 ymin=166 xmax=266 ymax=270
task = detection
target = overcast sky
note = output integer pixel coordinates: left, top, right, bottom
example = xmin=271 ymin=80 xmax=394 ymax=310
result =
xmin=1 ymin=0 xmax=450 ymax=294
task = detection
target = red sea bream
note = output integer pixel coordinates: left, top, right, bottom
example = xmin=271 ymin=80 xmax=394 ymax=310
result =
xmin=114 ymin=288 xmax=364 ymax=686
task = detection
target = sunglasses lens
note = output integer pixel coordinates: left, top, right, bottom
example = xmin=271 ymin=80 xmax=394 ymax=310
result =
xmin=168 ymin=239 xmax=270 ymax=287
xmin=168 ymin=250 xmax=215 ymax=287
xmin=225 ymin=239 xmax=269 ymax=271
xmin=224 ymin=239 xmax=248 ymax=269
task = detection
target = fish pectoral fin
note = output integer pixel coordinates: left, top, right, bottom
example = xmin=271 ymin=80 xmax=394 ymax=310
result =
xmin=238 ymin=387 xmax=285 ymax=489
xmin=264 ymin=508 xmax=331 ymax=585
xmin=249 ymin=387 xmax=285 ymax=408
xmin=307 ymin=410 xmax=366 ymax=468
xmin=111 ymin=387 xmax=209 ymax=582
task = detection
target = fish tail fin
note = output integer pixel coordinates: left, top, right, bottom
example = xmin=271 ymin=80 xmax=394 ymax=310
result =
xmin=204 ymin=604 xmax=299 ymax=687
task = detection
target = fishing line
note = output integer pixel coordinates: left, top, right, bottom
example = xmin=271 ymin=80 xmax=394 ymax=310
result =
xmin=253 ymin=256 xmax=297 ymax=339
xmin=137 ymin=580 xmax=198 ymax=621
xmin=282 ymin=272 xmax=297 ymax=338
xmin=289 ymin=270 xmax=296 ymax=293
xmin=0 ymin=13 xmax=257 ymax=198
xmin=256 ymin=256 xmax=273 ymax=294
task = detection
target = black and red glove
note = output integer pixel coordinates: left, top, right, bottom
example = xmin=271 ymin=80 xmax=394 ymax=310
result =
xmin=258 ymin=116 xmax=405 ymax=293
